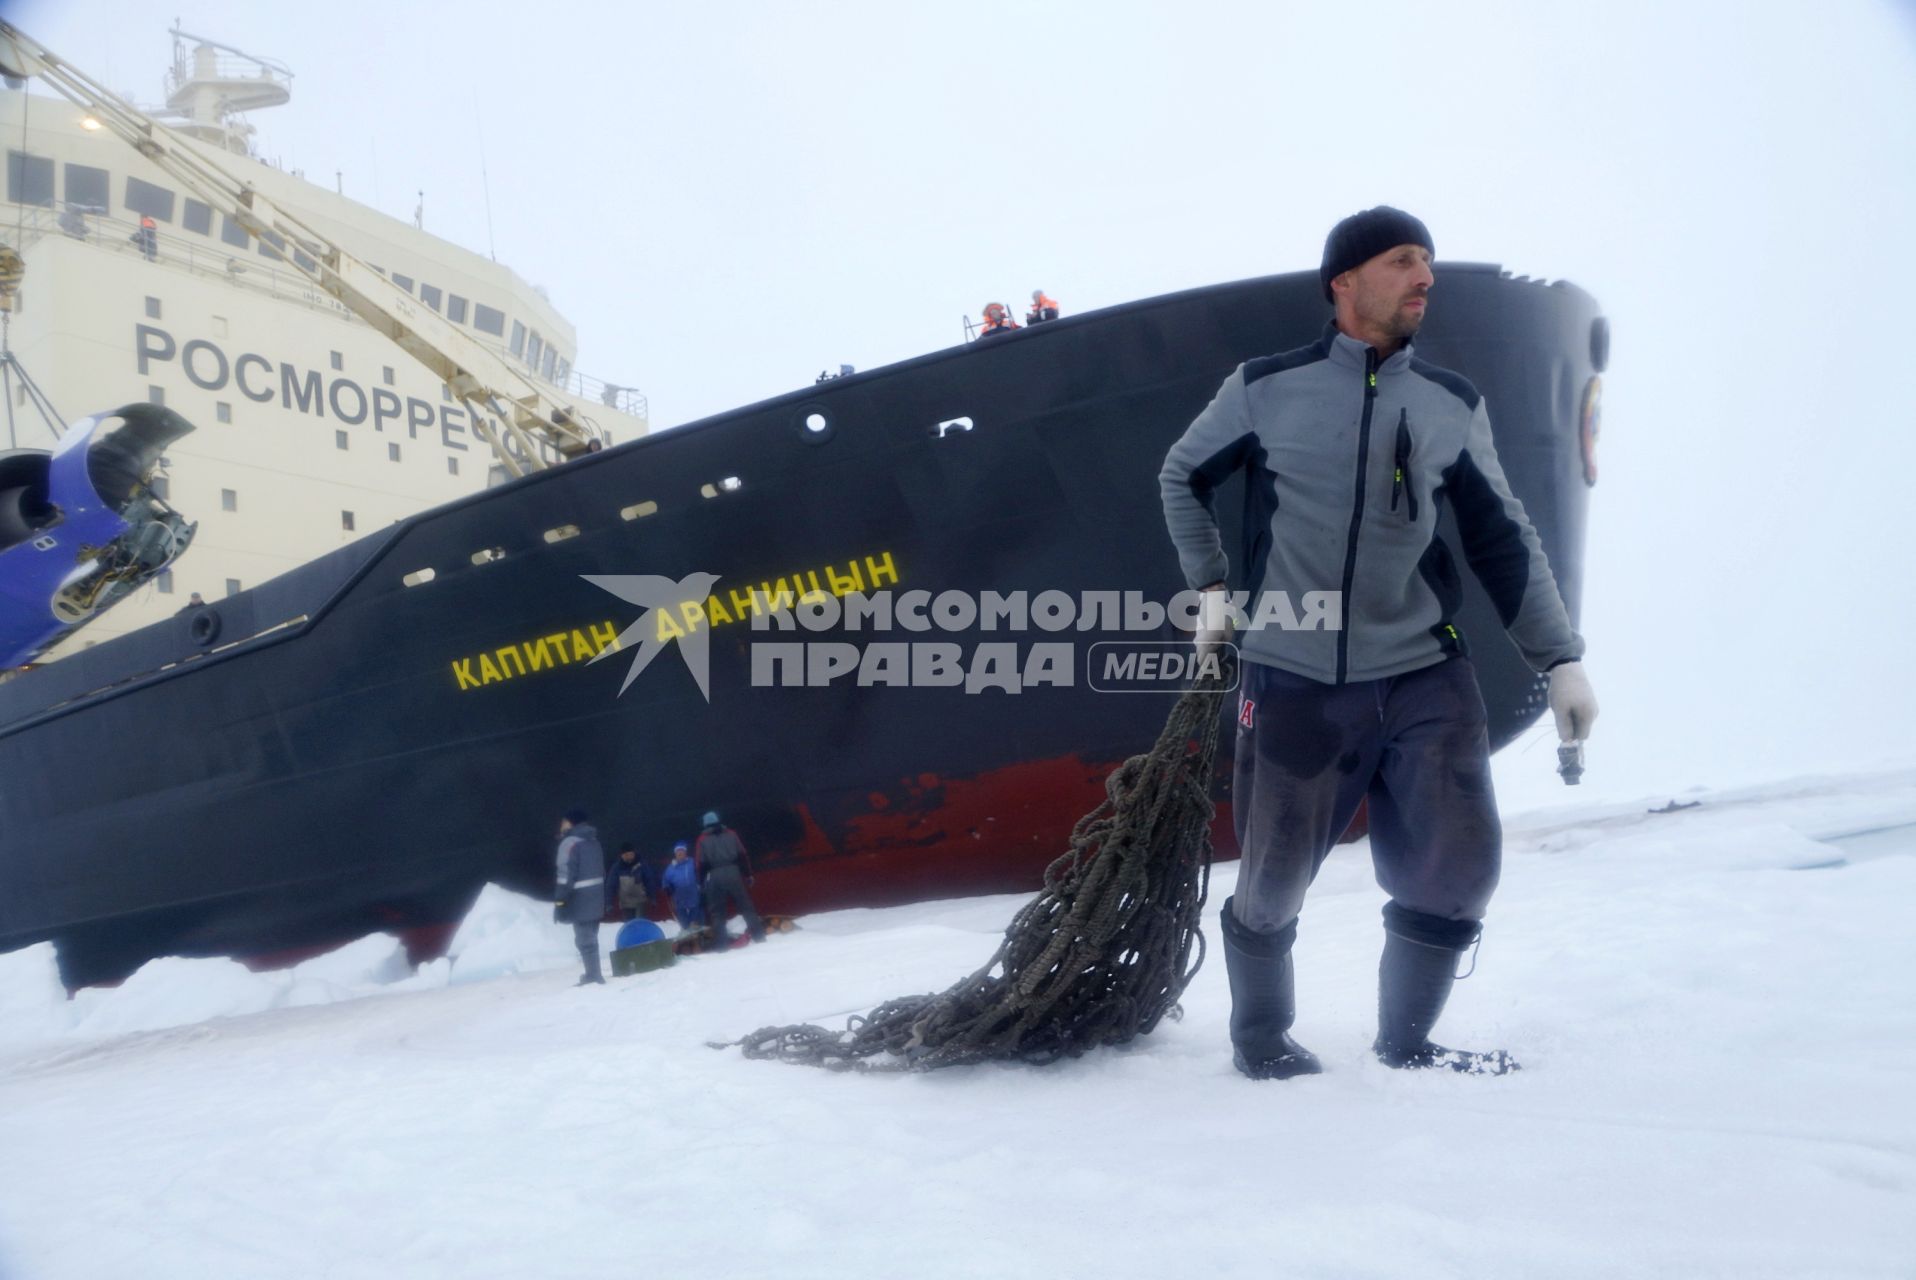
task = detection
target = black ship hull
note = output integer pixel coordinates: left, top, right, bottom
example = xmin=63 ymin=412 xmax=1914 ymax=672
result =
xmin=0 ymin=267 xmax=1603 ymax=986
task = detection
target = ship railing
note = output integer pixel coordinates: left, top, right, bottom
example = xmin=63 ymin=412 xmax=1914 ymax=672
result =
xmin=166 ymin=50 xmax=294 ymax=98
xmin=11 ymin=204 xmax=355 ymax=321
xmin=11 ymin=205 xmax=649 ymax=426
xmin=456 ymin=329 xmax=649 ymax=425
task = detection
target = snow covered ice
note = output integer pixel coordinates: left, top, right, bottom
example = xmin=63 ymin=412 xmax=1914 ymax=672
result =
xmin=3 ymin=771 xmax=1914 ymax=1280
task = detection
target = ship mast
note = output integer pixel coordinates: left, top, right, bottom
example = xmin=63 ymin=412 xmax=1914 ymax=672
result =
xmin=0 ymin=21 xmax=604 ymax=477
xmin=156 ymin=25 xmax=293 ymax=156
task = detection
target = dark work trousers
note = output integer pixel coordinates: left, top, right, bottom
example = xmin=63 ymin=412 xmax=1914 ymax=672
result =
xmin=572 ymin=921 xmax=603 ymax=981
xmin=703 ymin=866 xmax=765 ymax=942
xmin=1230 ymin=655 xmax=1501 ymax=938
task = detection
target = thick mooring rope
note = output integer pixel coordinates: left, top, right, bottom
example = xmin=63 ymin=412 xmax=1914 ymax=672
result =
xmin=729 ymin=657 xmax=1234 ymax=1071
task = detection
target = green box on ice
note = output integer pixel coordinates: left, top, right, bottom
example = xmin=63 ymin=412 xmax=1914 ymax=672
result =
xmin=610 ymin=938 xmax=677 ymax=977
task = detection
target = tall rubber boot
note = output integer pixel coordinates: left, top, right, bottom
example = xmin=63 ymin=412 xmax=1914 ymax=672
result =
xmin=1219 ymin=897 xmax=1321 ymax=1080
xmin=574 ymin=922 xmax=605 ymax=985
xmin=1373 ymin=915 xmax=1516 ymax=1075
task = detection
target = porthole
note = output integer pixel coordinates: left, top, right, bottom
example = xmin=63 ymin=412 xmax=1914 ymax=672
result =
xmin=797 ymin=404 xmax=834 ymax=445
xmin=620 ymin=501 xmax=659 ymax=521
xmin=470 ymin=548 xmax=506 ymax=565
xmin=402 ymin=568 xmax=437 ymax=587
xmin=542 ymin=524 xmax=581 ymax=544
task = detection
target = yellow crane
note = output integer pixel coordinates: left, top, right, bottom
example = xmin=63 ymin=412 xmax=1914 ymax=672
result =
xmin=0 ymin=20 xmax=606 ymax=478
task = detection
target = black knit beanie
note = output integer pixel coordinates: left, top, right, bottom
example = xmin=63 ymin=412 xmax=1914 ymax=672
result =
xmin=1320 ymin=207 xmax=1434 ymax=302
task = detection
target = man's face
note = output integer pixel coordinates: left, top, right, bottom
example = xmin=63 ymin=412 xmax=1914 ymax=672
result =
xmin=1342 ymin=244 xmax=1434 ymax=341
xmin=621 ymin=850 xmax=636 ymax=862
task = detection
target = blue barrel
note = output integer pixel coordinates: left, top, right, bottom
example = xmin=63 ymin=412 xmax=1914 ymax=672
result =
xmin=615 ymin=919 xmax=665 ymax=949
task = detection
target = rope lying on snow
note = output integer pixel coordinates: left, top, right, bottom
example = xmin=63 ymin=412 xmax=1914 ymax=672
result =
xmin=725 ymin=656 xmax=1234 ymax=1071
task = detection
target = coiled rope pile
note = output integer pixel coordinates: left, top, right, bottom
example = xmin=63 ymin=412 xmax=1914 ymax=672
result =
xmin=726 ymin=657 xmax=1234 ymax=1071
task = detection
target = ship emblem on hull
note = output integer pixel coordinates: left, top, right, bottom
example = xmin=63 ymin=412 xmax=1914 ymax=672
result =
xmin=584 ymin=571 xmax=723 ymax=699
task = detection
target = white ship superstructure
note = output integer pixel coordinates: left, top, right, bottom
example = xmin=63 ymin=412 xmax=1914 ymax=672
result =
xmin=0 ymin=29 xmax=647 ymax=655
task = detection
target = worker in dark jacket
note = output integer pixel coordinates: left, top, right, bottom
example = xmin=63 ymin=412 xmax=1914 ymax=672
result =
xmin=1159 ymin=207 xmax=1599 ymax=1080
xmin=554 ymin=809 xmax=606 ymax=984
xmin=662 ymin=841 xmax=703 ymax=929
xmin=694 ymin=811 xmax=765 ymax=946
xmin=611 ymin=843 xmax=654 ymax=920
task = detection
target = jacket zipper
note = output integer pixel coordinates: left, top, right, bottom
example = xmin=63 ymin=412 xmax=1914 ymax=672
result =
xmin=1336 ymin=349 xmax=1379 ymax=684
xmin=1392 ymin=409 xmax=1418 ymax=521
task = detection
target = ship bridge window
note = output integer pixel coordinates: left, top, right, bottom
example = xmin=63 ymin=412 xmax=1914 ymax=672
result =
xmin=219 ymin=214 xmax=249 ymax=249
xmin=555 ymin=357 xmax=570 ymax=386
xmin=541 ymin=347 xmax=557 ymax=382
xmin=258 ymin=230 xmax=286 ymax=262
xmin=63 ymin=163 xmax=109 ymax=214
xmin=293 ymin=249 xmax=316 ymax=273
xmin=447 ymin=295 xmax=469 ymax=325
xmin=474 ymin=304 xmax=505 ymax=337
xmin=419 ymin=283 xmax=442 ymax=311
xmin=124 ymin=177 xmax=175 ymax=223
xmin=182 ymin=199 xmax=213 ymax=236
xmin=6 ymin=151 xmax=54 ymax=207
xmin=509 ymin=321 xmax=526 ymax=357
xmin=391 ymin=273 xmax=414 ymax=294
xmin=526 ymin=332 xmax=544 ymax=369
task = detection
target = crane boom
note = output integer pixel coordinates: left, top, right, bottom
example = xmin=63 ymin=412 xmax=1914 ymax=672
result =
xmin=0 ymin=20 xmax=605 ymax=477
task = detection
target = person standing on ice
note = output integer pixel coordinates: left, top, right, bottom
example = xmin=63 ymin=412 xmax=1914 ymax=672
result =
xmin=695 ymin=812 xmax=766 ymax=947
xmin=612 ymin=843 xmax=649 ymax=921
xmin=1158 ymin=207 xmax=1599 ymax=1079
xmin=553 ymin=808 xmax=606 ymax=985
xmin=663 ymin=841 xmax=703 ymax=930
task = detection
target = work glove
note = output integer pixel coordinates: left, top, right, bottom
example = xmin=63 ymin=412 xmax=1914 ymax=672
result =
xmin=553 ymin=898 xmax=569 ymax=923
xmin=1547 ymin=661 xmax=1598 ymax=741
xmin=1194 ymin=587 xmax=1232 ymax=657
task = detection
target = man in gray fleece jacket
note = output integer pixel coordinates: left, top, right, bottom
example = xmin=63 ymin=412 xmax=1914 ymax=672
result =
xmin=1159 ymin=207 xmax=1599 ymax=1079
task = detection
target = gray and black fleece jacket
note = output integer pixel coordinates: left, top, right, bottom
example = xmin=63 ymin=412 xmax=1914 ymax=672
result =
xmin=1159 ymin=324 xmax=1582 ymax=684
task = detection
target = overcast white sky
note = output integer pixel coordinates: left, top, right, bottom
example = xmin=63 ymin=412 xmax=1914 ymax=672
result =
xmin=8 ymin=0 xmax=1916 ymax=806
